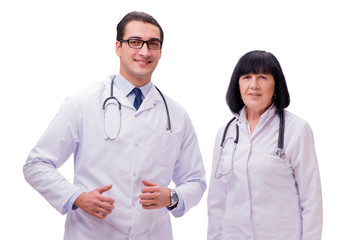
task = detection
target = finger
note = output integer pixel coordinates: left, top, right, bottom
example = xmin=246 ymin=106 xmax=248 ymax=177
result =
xmin=140 ymin=186 xmax=159 ymax=194
xmin=139 ymin=193 xmax=152 ymax=200
xmin=96 ymin=205 xmax=113 ymax=215
xmin=139 ymin=194 xmax=155 ymax=202
xmin=93 ymin=211 xmax=108 ymax=219
xmin=142 ymin=179 xmax=157 ymax=187
xmin=97 ymin=184 xmax=113 ymax=194
xmin=140 ymin=199 xmax=157 ymax=206
xmin=98 ymin=201 xmax=115 ymax=211
xmin=100 ymin=195 xmax=115 ymax=205
xmin=141 ymin=204 xmax=158 ymax=210
xmin=139 ymin=192 xmax=160 ymax=200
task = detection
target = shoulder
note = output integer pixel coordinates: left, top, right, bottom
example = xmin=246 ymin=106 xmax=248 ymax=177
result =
xmin=55 ymin=78 xmax=110 ymax=118
xmin=214 ymin=117 xmax=237 ymax=143
xmin=284 ymin=110 xmax=310 ymax=127
xmin=61 ymin=78 xmax=109 ymax=108
xmin=156 ymin=90 xmax=187 ymax=117
xmin=67 ymin=80 xmax=106 ymax=103
xmin=151 ymin=87 xmax=195 ymax=134
xmin=284 ymin=110 xmax=314 ymax=137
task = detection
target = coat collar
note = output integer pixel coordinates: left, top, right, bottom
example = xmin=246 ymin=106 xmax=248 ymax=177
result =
xmin=103 ymin=75 xmax=163 ymax=111
xmin=113 ymin=73 xmax=152 ymax=99
xmin=234 ymin=104 xmax=277 ymax=125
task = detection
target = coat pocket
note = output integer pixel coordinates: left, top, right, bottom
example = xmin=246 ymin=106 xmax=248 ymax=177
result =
xmin=153 ymin=133 xmax=180 ymax=167
xmin=268 ymin=155 xmax=293 ymax=177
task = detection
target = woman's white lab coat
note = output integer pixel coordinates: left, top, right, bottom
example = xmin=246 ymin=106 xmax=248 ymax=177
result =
xmin=24 ymin=76 xmax=206 ymax=240
xmin=207 ymin=106 xmax=322 ymax=240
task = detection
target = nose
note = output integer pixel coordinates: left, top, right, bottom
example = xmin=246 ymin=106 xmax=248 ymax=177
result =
xmin=249 ymin=77 xmax=259 ymax=89
xmin=138 ymin=43 xmax=151 ymax=57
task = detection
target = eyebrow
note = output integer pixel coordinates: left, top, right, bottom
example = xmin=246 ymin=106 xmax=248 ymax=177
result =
xmin=127 ymin=36 xmax=161 ymax=41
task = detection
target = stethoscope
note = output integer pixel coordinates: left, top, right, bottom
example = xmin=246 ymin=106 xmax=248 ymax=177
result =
xmin=102 ymin=76 xmax=171 ymax=140
xmin=214 ymin=110 xmax=285 ymax=179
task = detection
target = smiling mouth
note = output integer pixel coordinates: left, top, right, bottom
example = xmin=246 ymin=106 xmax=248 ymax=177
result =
xmin=135 ymin=59 xmax=151 ymax=64
xmin=249 ymin=93 xmax=261 ymax=96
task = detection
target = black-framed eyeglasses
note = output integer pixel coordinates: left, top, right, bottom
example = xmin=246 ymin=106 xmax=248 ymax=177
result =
xmin=120 ymin=39 xmax=162 ymax=50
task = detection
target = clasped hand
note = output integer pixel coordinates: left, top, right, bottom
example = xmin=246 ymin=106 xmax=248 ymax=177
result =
xmin=75 ymin=179 xmax=171 ymax=219
xmin=139 ymin=179 xmax=171 ymax=210
xmin=74 ymin=184 xmax=115 ymax=219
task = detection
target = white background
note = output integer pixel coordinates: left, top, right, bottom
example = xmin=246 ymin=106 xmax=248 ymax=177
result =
xmin=1 ymin=0 xmax=359 ymax=239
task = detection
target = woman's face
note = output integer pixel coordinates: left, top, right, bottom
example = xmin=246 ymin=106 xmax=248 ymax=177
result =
xmin=239 ymin=73 xmax=275 ymax=114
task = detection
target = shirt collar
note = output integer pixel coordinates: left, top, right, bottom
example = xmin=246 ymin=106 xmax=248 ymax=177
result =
xmin=113 ymin=73 xmax=153 ymax=98
xmin=236 ymin=104 xmax=277 ymax=123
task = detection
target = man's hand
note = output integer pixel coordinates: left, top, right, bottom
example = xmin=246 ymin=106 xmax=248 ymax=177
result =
xmin=74 ymin=184 xmax=115 ymax=219
xmin=139 ymin=179 xmax=171 ymax=210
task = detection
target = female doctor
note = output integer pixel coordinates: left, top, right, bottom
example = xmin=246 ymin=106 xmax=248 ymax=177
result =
xmin=207 ymin=50 xmax=322 ymax=240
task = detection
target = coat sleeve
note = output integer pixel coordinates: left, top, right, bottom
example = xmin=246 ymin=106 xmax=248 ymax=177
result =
xmin=207 ymin=127 xmax=227 ymax=240
xmin=169 ymin=112 xmax=207 ymax=218
xmin=23 ymin=97 xmax=81 ymax=215
xmin=290 ymin=121 xmax=323 ymax=239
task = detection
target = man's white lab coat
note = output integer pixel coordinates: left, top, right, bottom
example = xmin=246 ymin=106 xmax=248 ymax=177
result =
xmin=24 ymin=76 xmax=206 ymax=240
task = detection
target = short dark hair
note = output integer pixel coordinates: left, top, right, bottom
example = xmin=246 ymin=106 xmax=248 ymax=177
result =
xmin=116 ymin=11 xmax=164 ymax=43
xmin=226 ymin=50 xmax=290 ymax=114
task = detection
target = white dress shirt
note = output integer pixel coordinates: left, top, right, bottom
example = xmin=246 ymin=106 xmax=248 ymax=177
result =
xmin=207 ymin=106 xmax=322 ymax=240
xmin=24 ymin=75 xmax=206 ymax=240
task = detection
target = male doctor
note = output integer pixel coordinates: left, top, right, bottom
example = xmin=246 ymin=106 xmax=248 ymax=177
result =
xmin=24 ymin=11 xmax=206 ymax=240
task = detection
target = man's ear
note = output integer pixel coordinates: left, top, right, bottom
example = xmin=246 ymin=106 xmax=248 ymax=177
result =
xmin=115 ymin=41 xmax=121 ymax=57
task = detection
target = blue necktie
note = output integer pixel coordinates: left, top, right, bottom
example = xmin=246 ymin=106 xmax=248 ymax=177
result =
xmin=133 ymin=88 xmax=143 ymax=110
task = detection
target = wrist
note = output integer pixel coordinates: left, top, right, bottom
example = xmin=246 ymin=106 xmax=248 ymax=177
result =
xmin=69 ymin=191 xmax=85 ymax=211
xmin=166 ymin=188 xmax=179 ymax=210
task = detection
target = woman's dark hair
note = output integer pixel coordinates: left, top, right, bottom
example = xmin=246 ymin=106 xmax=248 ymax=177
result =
xmin=116 ymin=11 xmax=164 ymax=43
xmin=226 ymin=50 xmax=290 ymax=114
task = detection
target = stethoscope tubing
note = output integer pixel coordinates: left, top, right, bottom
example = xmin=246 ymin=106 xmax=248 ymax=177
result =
xmin=220 ymin=110 xmax=285 ymax=154
xmin=277 ymin=110 xmax=285 ymax=149
xmin=102 ymin=77 xmax=121 ymax=110
xmin=154 ymin=86 xmax=171 ymax=132
xmin=103 ymin=76 xmax=172 ymax=138
xmin=220 ymin=117 xmax=238 ymax=147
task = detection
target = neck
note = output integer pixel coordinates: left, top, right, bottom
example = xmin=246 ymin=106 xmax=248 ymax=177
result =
xmin=119 ymin=72 xmax=151 ymax=88
xmin=246 ymin=106 xmax=270 ymax=134
xmin=247 ymin=109 xmax=263 ymax=122
xmin=247 ymin=110 xmax=261 ymax=134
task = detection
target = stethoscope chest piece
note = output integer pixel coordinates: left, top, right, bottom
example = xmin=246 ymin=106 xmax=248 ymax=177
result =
xmin=273 ymin=147 xmax=286 ymax=159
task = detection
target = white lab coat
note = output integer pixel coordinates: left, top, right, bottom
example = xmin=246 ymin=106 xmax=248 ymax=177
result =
xmin=24 ymin=76 xmax=206 ymax=240
xmin=207 ymin=106 xmax=322 ymax=240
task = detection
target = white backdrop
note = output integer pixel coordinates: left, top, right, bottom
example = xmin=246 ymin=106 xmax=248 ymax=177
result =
xmin=1 ymin=0 xmax=359 ymax=239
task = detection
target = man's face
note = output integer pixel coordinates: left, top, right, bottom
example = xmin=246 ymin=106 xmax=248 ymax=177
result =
xmin=116 ymin=20 xmax=162 ymax=87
